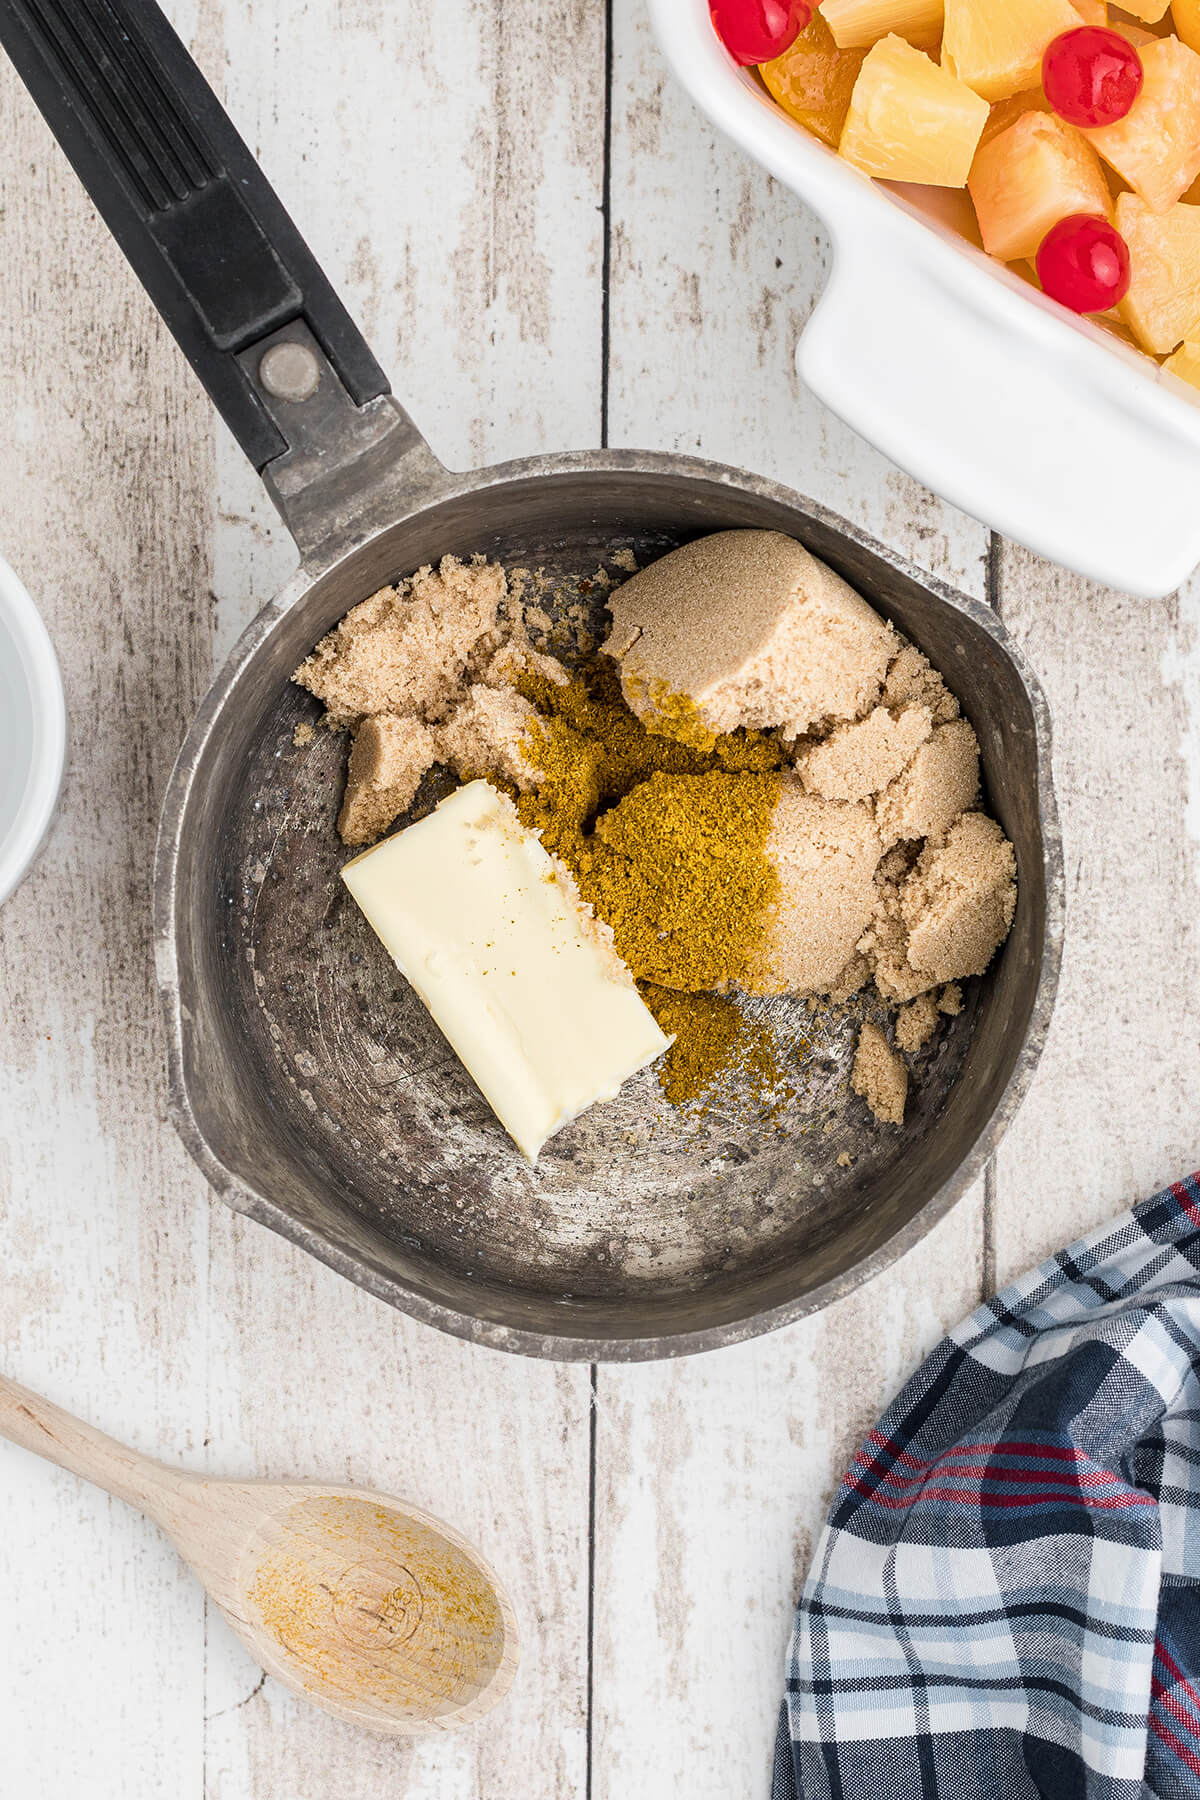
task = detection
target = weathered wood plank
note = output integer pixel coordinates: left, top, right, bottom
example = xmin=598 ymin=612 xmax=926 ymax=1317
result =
xmin=605 ymin=0 xmax=990 ymax=597
xmin=0 ymin=44 xmax=218 ymax=1796
xmin=591 ymin=1194 xmax=985 ymax=1800
xmin=0 ymin=0 xmax=605 ymax=1787
xmin=591 ymin=6 xmax=996 ymax=1795
xmin=991 ymin=548 xmax=1200 ymax=1285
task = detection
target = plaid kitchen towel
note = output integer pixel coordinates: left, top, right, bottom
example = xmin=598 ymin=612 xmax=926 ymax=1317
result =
xmin=773 ymin=1173 xmax=1200 ymax=1800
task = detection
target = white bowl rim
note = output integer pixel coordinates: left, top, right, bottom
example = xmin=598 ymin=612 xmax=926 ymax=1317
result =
xmin=0 ymin=554 xmax=66 ymax=909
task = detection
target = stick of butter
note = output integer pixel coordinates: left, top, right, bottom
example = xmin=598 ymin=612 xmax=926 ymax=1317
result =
xmin=341 ymin=780 xmax=671 ymax=1161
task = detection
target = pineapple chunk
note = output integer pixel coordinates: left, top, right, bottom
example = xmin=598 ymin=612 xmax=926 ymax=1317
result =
xmin=1070 ymin=0 xmax=1108 ymax=18
xmin=1165 ymin=337 xmax=1200 ymax=388
xmin=978 ymin=90 xmax=1052 ymax=148
xmin=1117 ymin=0 xmax=1170 ymax=17
xmin=1175 ymin=0 xmax=1200 ymax=53
xmin=942 ymin=0 xmax=1084 ymax=101
xmin=1116 ymin=191 xmax=1200 ymax=351
xmin=1084 ymin=38 xmax=1200 ymax=214
xmin=839 ymin=35 xmax=989 ymax=184
xmin=969 ymin=112 xmax=1111 ymax=260
xmin=1110 ymin=19 xmax=1160 ymax=42
xmin=822 ymin=0 xmax=944 ymax=52
xmin=761 ymin=14 xmax=866 ymax=147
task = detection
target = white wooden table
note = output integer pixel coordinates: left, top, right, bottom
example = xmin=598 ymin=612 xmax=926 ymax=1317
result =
xmin=2 ymin=3 xmax=1199 ymax=1794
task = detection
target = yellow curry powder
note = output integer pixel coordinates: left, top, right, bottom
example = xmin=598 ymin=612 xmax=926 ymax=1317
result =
xmin=619 ymin=671 xmax=722 ymax=753
xmin=247 ymin=1496 xmax=505 ymax=1714
xmin=642 ymin=987 xmax=801 ymax=1114
xmin=509 ymin=661 xmax=791 ymax=1106
xmin=578 ymin=768 xmax=780 ymax=991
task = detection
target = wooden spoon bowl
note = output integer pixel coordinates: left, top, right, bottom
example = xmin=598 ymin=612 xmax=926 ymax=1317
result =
xmin=0 ymin=1375 xmax=518 ymax=1734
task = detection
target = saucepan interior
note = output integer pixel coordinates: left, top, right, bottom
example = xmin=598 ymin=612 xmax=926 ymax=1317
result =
xmin=160 ymin=457 xmax=1060 ymax=1358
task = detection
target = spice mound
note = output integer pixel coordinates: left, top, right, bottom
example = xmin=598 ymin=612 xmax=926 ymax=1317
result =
xmin=294 ymin=532 xmax=1019 ymax=1129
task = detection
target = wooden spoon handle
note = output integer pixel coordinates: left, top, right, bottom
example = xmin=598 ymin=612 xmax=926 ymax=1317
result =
xmin=0 ymin=1374 xmax=179 ymax=1514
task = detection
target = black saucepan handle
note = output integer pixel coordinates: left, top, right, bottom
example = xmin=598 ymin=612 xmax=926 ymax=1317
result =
xmin=0 ymin=0 xmax=389 ymax=470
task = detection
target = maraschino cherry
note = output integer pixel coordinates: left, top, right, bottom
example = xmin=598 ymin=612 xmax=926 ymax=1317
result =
xmin=1042 ymin=27 xmax=1144 ymax=129
xmin=710 ymin=0 xmax=813 ymax=66
xmin=1036 ymin=213 xmax=1132 ymax=314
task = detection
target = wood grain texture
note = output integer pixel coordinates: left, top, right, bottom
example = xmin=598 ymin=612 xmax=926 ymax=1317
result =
xmin=589 ymin=10 xmax=997 ymax=1797
xmin=990 ymin=548 xmax=1200 ymax=1284
xmin=591 ymin=1191 xmax=986 ymax=1800
xmin=0 ymin=1371 xmax=522 ymax=1735
xmin=606 ymin=0 xmax=990 ymax=599
xmin=0 ymin=0 xmax=602 ymax=1790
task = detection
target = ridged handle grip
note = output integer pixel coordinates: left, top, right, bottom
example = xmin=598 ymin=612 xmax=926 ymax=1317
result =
xmin=0 ymin=0 xmax=389 ymax=470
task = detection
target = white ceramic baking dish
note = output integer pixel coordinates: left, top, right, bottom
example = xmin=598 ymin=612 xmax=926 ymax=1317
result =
xmin=653 ymin=0 xmax=1200 ymax=598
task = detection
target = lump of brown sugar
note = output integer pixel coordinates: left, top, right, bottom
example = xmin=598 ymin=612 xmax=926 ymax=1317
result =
xmin=605 ymin=530 xmax=897 ymax=744
xmin=858 ymin=900 xmax=934 ymax=1005
xmin=743 ymin=781 xmax=882 ymax=996
xmin=863 ymin=812 xmax=1016 ymax=1000
xmin=435 ymin=686 xmax=543 ymax=791
xmin=825 ymin=953 xmax=871 ymax=1002
xmin=895 ymin=991 xmax=940 ymax=1054
xmin=852 ymin=1021 xmax=908 ymax=1125
xmin=293 ymin=557 xmax=506 ymax=725
xmin=883 ymin=643 xmax=960 ymax=725
xmin=875 ymin=719 xmax=981 ymax=848
xmin=474 ymin=612 xmax=568 ymax=693
xmin=795 ymin=702 xmax=931 ymax=803
xmin=338 ymin=715 xmax=439 ymax=846
xmin=902 ymin=813 xmax=1017 ymax=984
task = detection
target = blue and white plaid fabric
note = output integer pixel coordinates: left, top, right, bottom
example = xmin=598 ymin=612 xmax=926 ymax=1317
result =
xmin=773 ymin=1173 xmax=1200 ymax=1800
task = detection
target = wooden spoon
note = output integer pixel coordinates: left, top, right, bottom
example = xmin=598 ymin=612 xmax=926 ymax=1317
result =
xmin=0 ymin=1374 xmax=519 ymax=1733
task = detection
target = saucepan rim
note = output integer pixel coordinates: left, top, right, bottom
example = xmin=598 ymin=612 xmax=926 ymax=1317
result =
xmin=153 ymin=445 xmax=1064 ymax=1361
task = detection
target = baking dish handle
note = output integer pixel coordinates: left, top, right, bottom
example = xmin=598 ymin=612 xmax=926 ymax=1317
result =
xmin=0 ymin=0 xmax=440 ymax=539
xmin=797 ymin=232 xmax=1200 ymax=598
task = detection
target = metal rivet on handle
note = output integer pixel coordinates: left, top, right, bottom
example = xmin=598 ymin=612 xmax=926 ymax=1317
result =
xmin=259 ymin=341 xmax=320 ymax=403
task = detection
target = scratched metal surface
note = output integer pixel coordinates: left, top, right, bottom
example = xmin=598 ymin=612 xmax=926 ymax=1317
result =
xmin=234 ymin=632 xmax=971 ymax=1302
xmin=178 ymin=472 xmax=1054 ymax=1350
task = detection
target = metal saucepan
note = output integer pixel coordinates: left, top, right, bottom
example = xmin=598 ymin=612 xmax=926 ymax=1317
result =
xmin=1 ymin=0 xmax=1063 ymax=1359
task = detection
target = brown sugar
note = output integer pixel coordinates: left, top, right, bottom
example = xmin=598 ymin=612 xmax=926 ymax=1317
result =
xmin=858 ymin=899 xmax=935 ymax=1005
xmin=825 ymin=953 xmax=871 ymax=1002
xmin=338 ymin=715 xmax=439 ymax=847
xmin=882 ymin=643 xmax=961 ymax=725
xmin=875 ymin=719 xmax=981 ymax=848
xmin=295 ymin=556 xmax=561 ymax=845
xmin=852 ymin=1021 xmax=908 ymax=1125
xmin=605 ymin=530 xmax=897 ymax=742
xmin=895 ymin=991 xmax=941 ymax=1054
xmin=435 ymin=687 xmax=544 ymax=791
xmin=902 ymin=813 xmax=1018 ymax=983
xmin=795 ymin=702 xmax=932 ymax=803
xmin=747 ymin=782 xmax=882 ymax=996
xmin=294 ymin=557 xmax=505 ymax=726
